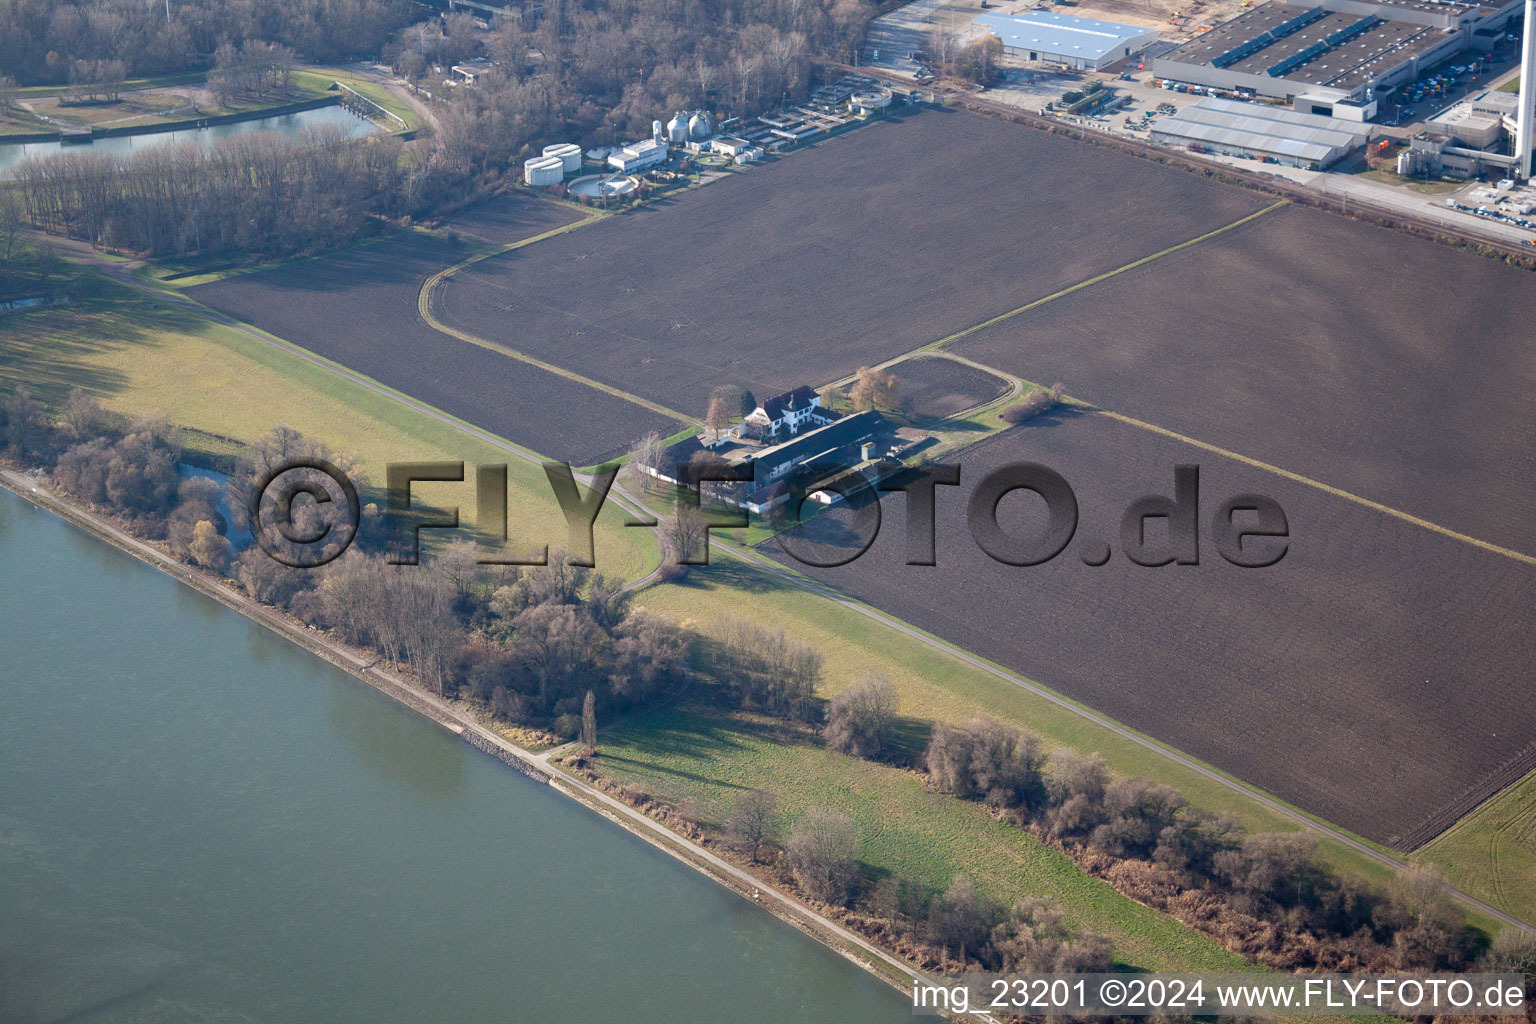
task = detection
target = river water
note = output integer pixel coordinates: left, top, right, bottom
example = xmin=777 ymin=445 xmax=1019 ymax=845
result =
xmin=0 ymin=488 xmax=909 ymax=1023
xmin=0 ymin=105 xmax=378 ymax=176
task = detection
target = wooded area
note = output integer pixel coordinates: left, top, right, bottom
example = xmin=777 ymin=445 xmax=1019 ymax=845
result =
xmin=0 ymin=0 xmax=416 ymax=86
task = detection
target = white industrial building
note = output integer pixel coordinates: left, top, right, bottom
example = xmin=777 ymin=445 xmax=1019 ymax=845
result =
xmin=1150 ymin=96 xmax=1372 ymax=167
xmin=972 ymin=11 xmax=1161 ymax=71
xmin=608 ymin=137 xmax=668 ymax=172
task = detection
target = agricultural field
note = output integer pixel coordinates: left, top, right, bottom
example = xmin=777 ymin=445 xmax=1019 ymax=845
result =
xmin=440 ymin=193 xmax=588 ymax=247
xmin=885 ymin=354 xmax=1011 ymax=421
xmin=948 ymin=204 xmax=1536 ymax=556
xmin=756 ymin=412 xmax=1536 ymax=850
xmin=433 ymin=109 xmax=1267 ymax=419
xmin=0 ymin=272 xmax=658 ymax=580
xmin=186 ymin=199 xmax=684 ymax=465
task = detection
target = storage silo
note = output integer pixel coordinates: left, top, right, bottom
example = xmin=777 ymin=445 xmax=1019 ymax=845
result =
xmin=688 ymin=111 xmax=712 ymax=140
xmin=542 ymin=143 xmax=582 ymax=174
xmin=523 ymin=155 xmax=564 ymax=186
xmin=652 ymin=119 xmax=664 ymax=142
xmin=666 ymin=112 xmax=689 ymax=143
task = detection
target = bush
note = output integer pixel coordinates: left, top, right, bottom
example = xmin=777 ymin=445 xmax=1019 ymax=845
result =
xmin=823 ymin=675 xmax=899 ymax=759
xmin=1001 ymin=383 xmax=1063 ymax=424
xmin=925 ymin=716 xmax=1045 ymax=809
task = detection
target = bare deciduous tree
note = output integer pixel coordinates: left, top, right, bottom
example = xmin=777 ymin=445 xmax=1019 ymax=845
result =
xmin=785 ymin=808 xmax=860 ymax=904
xmin=727 ymin=789 xmax=778 ymax=862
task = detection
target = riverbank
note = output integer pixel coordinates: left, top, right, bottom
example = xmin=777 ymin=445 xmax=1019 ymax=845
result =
xmin=0 ymin=467 xmax=960 ymax=1019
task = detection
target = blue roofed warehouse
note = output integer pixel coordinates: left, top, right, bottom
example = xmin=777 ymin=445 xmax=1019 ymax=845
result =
xmin=972 ymin=11 xmax=1161 ymax=71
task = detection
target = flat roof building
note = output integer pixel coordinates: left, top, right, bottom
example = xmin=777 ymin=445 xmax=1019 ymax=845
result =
xmin=608 ymin=138 xmax=667 ymax=172
xmin=972 ymin=11 xmax=1161 ymax=71
xmin=1150 ymin=95 xmax=1372 ymax=167
xmin=1153 ymin=0 xmax=1521 ymax=114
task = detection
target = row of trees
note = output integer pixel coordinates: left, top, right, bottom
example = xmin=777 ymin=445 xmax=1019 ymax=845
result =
xmin=0 ymin=0 xmax=417 ymax=86
xmin=11 ymin=125 xmax=406 ymax=257
xmin=7 ymin=389 xmax=236 ymax=569
xmin=733 ymin=677 xmax=1533 ymax=978
xmin=918 ymin=713 xmax=1488 ymax=973
xmin=3 ymin=401 xmax=697 ymax=743
xmin=717 ymin=787 xmax=1115 ymax=971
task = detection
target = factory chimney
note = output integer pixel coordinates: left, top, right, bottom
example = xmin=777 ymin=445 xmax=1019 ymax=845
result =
xmin=1520 ymin=0 xmax=1536 ymax=177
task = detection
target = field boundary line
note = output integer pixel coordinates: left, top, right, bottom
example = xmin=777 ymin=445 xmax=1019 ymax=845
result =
xmin=931 ymin=200 xmax=1288 ymax=351
xmin=418 ymin=212 xmax=702 ymax=429
xmin=822 ymin=200 xmax=1287 ymax=391
xmin=1073 ymin=402 xmax=1536 ymax=568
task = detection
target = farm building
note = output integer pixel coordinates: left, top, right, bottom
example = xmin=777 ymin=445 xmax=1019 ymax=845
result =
xmin=1150 ymin=96 xmax=1372 ymax=168
xmin=1153 ymin=0 xmax=1521 ymax=116
xmin=640 ymin=406 xmax=891 ymax=506
xmin=972 ymin=11 xmax=1160 ymax=71
xmin=608 ymin=138 xmax=668 ymax=172
xmin=740 ymin=386 xmax=838 ymax=440
xmin=751 ymin=410 xmax=888 ymax=485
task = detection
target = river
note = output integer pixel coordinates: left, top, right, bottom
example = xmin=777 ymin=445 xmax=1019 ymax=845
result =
xmin=0 ymin=105 xmax=379 ymax=176
xmin=0 ymin=487 xmax=910 ymax=1023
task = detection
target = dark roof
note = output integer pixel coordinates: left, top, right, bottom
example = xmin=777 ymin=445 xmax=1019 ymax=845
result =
xmin=758 ymin=385 xmax=819 ymax=421
xmin=753 ymin=410 xmax=885 ymax=475
xmin=658 ymin=436 xmax=705 ymax=469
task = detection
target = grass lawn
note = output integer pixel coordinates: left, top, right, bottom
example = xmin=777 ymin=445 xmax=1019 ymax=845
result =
xmin=589 ymin=695 xmax=1253 ymax=973
xmin=0 ymin=272 xmax=658 ymax=581
xmin=292 ymin=68 xmax=422 ymax=132
xmin=1355 ymin=166 xmax=1466 ymax=194
xmin=1416 ymin=768 xmax=1536 ymax=928
xmin=632 ymin=559 xmax=1405 ymax=889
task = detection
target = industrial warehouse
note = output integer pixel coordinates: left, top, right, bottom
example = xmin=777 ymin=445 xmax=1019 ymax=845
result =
xmin=1153 ymin=0 xmax=1523 ymax=117
xmin=973 ymin=11 xmax=1161 ymax=70
xmin=1150 ymin=96 xmax=1373 ymax=167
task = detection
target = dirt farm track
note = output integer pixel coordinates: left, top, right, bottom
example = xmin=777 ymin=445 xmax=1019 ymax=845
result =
xmin=951 ymin=204 xmax=1536 ymax=557
xmin=434 ymin=110 xmax=1266 ymax=419
xmin=185 ymin=106 xmax=1536 ymax=848
xmin=762 ymin=412 xmax=1536 ymax=850
xmin=189 ymin=197 xmax=684 ymax=465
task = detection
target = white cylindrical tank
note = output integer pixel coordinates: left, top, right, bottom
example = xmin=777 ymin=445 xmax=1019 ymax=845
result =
xmin=523 ymin=155 xmax=564 ymax=186
xmin=652 ymin=119 xmax=664 ymax=141
xmin=666 ymin=112 xmax=689 ymax=143
xmin=542 ymin=142 xmax=582 ymax=173
xmin=688 ymin=111 xmax=711 ymax=139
